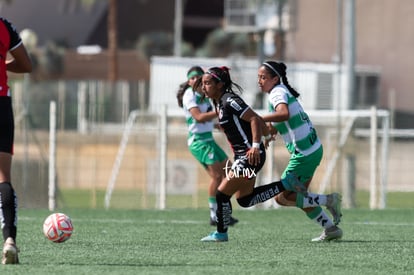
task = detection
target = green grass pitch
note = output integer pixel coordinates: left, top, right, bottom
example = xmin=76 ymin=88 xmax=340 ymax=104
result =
xmin=3 ymin=207 xmax=414 ymax=274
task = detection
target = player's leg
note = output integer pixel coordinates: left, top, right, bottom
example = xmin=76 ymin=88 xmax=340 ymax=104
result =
xmin=205 ymin=162 xmax=221 ymax=224
xmin=281 ymin=149 xmax=343 ymax=241
xmin=307 ymin=206 xmax=343 ymax=242
xmin=234 ymin=151 xmax=306 ymax=208
xmin=0 ymin=99 xmax=19 ymax=264
xmin=235 ymin=176 xmax=302 ymax=207
xmin=201 ymin=152 xmax=263 ymax=242
xmin=297 ymin=190 xmax=342 ymax=225
xmin=200 ymin=173 xmax=245 ymax=242
xmin=0 ymin=156 xmax=19 ymax=264
xmin=205 ymin=160 xmax=238 ymax=226
xmin=291 ymin=148 xmax=342 ymax=225
xmin=203 ymin=141 xmax=239 ymax=226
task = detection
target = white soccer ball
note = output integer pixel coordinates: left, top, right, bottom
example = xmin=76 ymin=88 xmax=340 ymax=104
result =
xmin=43 ymin=213 xmax=74 ymax=243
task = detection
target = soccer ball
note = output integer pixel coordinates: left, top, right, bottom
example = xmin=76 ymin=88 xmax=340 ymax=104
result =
xmin=43 ymin=213 xmax=74 ymax=243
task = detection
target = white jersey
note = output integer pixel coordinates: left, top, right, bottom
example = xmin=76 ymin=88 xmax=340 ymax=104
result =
xmin=182 ymin=87 xmax=214 ymax=145
xmin=268 ymin=84 xmax=321 ymax=156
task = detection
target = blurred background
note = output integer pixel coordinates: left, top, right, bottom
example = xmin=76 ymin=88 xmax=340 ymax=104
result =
xmin=1 ymin=0 xmax=413 ymax=210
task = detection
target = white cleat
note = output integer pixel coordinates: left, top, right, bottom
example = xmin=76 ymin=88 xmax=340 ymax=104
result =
xmin=311 ymin=226 xmax=343 ymax=242
xmin=2 ymin=237 xmax=19 ymax=264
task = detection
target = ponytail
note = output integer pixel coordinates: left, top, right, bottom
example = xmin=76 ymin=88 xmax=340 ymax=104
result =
xmin=176 ymin=82 xmax=190 ymax=108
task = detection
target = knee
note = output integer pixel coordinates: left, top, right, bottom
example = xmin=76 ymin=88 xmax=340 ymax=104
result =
xmin=212 ymin=174 xmax=223 ymax=185
xmin=236 ymin=196 xmax=252 ymax=208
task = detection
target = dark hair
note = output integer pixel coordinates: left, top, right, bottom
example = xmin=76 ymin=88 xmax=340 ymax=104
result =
xmin=205 ymin=66 xmax=243 ymax=94
xmin=176 ymin=66 xmax=204 ymax=108
xmin=204 ymin=66 xmax=244 ymax=109
xmin=186 ymin=65 xmax=204 ymax=78
xmin=262 ymin=61 xmax=300 ymax=98
xmin=176 ymin=81 xmax=189 ymax=108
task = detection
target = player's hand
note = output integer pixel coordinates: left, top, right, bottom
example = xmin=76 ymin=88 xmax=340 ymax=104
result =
xmin=246 ymin=147 xmax=260 ymax=166
xmin=262 ymin=134 xmax=275 ymax=149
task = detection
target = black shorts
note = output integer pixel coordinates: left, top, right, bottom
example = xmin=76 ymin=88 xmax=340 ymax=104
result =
xmin=0 ymin=97 xmax=14 ymax=154
xmin=231 ymin=146 xmax=266 ymax=180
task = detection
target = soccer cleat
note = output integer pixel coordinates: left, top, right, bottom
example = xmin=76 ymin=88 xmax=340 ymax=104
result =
xmin=200 ymin=231 xmax=228 ymax=242
xmin=311 ymin=226 xmax=343 ymax=242
xmin=2 ymin=237 xmax=19 ymax=264
xmin=326 ymin=193 xmax=343 ymax=225
xmin=281 ymin=173 xmax=308 ymax=196
xmin=210 ymin=216 xmax=239 ymax=226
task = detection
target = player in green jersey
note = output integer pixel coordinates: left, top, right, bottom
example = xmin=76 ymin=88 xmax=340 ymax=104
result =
xmin=177 ymin=66 xmax=238 ymax=226
xmin=258 ymin=61 xmax=343 ymax=242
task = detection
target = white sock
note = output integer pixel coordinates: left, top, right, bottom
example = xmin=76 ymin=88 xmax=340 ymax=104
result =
xmin=208 ymin=199 xmax=217 ymax=220
xmin=310 ymin=209 xmax=334 ymax=229
xmin=302 ymin=192 xmax=327 ymax=208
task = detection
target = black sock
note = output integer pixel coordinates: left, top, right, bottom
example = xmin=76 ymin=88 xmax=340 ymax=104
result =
xmin=237 ymin=181 xmax=285 ymax=208
xmin=0 ymin=182 xmax=18 ymax=241
xmin=216 ymin=191 xmax=232 ymax=233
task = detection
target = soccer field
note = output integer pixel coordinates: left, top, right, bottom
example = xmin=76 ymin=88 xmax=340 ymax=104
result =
xmin=3 ymin=208 xmax=414 ymax=274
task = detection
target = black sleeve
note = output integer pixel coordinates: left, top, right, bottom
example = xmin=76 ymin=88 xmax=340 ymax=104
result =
xmin=0 ymin=17 xmax=22 ymax=50
xmin=221 ymin=93 xmax=250 ymax=118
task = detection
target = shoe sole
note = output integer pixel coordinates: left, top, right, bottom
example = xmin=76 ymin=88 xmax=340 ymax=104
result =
xmin=201 ymin=238 xmax=228 ymax=242
xmin=311 ymin=235 xmax=342 ymax=242
xmin=311 ymin=229 xmax=343 ymax=242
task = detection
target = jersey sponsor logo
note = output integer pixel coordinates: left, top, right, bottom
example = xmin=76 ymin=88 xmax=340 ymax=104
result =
xmin=248 ymin=186 xmax=280 ymax=206
xmin=222 ymin=202 xmax=232 ymax=229
xmin=272 ymin=94 xmax=284 ymax=102
xmin=227 ymin=97 xmax=242 ymax=111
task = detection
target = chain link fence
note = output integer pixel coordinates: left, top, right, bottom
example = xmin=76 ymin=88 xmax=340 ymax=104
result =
xmin=10 ymin=77 xmax=413 ymax=210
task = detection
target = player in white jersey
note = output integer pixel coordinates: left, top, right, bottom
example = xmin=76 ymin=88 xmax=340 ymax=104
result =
xmin=258 ymin=61 xmax=343 ymax=242
xmin=177 ymin=66 xmax=238 ymax=226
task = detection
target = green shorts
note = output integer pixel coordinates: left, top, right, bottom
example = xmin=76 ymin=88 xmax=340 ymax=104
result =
xmin=189 ymin=139 xmax=227 ymax=168
xmin=282 ymin=146 xmax=323 ymax=184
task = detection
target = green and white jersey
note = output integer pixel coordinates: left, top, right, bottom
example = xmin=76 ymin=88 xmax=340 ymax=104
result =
xmin=268 ymin=84 xmax=321 ymax=156
xmin=182 ymin=87 xmax=214 ymax=146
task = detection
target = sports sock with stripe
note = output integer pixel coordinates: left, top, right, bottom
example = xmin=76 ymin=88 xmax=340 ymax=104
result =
xmin=306 ymin=206 xmax=334 ymax=229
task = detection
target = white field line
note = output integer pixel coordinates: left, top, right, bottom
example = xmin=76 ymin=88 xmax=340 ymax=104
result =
xmin=20 ymin=216 xmax=414 ymax=226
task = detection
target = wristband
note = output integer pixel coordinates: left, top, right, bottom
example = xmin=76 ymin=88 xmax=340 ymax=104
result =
xmin=252 ymin=142 xmax=261 ymax=149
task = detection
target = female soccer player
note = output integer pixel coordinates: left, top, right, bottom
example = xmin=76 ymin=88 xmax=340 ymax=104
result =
xmin=176 ymin=66 xmax=238 ymax=226
xmin=258 ymin=61 xmax=343 ymax=242
xmin=199 ymin=66 xmax=306 ymax=242
xmin=0 ymin=17 xmax=32 ymax=264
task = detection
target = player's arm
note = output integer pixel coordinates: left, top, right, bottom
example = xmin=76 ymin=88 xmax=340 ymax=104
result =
xmin=262 ymin=103 xmax=289 ymax=123
xmin=7 ymin=43 xmax=32 ymax=73
xmin=189 ymin=107 xmax=217 ymax=123
xmin=241 ymin=108 xmax=263 ymax=165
